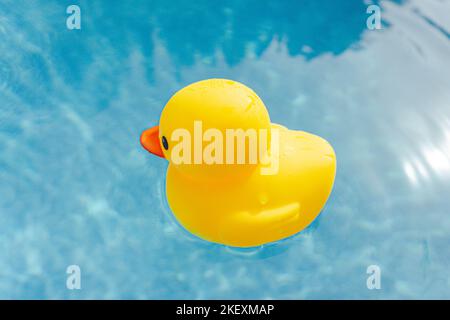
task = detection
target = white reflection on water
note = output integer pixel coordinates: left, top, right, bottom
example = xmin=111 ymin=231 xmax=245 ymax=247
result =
xmin=404 ymin=122 xmax=450 ymax=186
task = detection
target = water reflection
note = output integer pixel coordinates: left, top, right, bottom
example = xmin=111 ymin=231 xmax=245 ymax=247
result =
xmin=1 ymin=0 xmax=401 ymax=84
xmin=157 ymin=0 xmax=395 ymax=64
xmin=404 ymin=122 xmax=450 ymax=186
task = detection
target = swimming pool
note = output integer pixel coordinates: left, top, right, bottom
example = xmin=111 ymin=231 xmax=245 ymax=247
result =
xmin=0 ymin=0 xmax=449 ymax=299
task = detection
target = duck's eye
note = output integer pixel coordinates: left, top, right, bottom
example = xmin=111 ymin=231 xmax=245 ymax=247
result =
xmin=162 ymin=136 xmax=169 ymax=150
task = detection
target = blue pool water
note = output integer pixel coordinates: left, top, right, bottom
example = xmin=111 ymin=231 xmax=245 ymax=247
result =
xmin=1 ymin=0 xmax=449 ymax=299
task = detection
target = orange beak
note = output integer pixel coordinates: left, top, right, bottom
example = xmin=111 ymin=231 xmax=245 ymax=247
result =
xmin=140 ymin=125 xmax=165 ymax=158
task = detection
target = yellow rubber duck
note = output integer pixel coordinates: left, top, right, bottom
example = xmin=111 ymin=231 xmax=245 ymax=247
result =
xmin=140 ymin=79 xmax=336 ymax=247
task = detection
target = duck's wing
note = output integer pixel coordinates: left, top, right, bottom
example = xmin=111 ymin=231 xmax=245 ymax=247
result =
xmin=248 ymin=202 xmax=300 ymax=226
xmin=218 ymin=202 xmax=302 ymax=247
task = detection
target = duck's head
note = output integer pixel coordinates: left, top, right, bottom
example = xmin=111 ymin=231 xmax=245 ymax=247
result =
xmin=140 ymin=79 xmax=271 ymax=181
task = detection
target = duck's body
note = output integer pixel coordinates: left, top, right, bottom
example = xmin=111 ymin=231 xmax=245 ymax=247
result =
xmin=166 ymin=124 xmax=335 ymax=247
xmin=140 ymin=79 xmax=336 ymax=247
